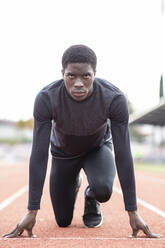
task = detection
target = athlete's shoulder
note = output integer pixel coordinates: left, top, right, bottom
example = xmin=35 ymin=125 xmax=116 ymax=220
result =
xmin=41 ymin=79 xmax=63 ymax=93
xmin=94 ymin=77 xmax=124 ymax=97
xmin=34 ymin=79 xmax=63 ymax=107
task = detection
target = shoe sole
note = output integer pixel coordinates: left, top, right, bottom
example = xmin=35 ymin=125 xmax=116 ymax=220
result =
xmin=83 ymin=215 xmax=103 ymax=228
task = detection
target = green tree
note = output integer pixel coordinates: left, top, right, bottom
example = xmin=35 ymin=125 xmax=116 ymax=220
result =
xmin=16 ymin=118 xmax=34 ymax=129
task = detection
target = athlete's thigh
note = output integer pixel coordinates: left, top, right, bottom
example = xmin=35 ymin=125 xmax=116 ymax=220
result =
xmin=83 ymin=143 xmax=116 ymax=191
xmin=49 ymin=157 xmax=82 ymax=226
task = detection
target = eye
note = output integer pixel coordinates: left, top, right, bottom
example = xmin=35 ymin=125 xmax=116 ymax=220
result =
xmin=83 ymin=74 xmax=91 ymax=79
xmin=67 ymin=74 xmax=75 ymax=79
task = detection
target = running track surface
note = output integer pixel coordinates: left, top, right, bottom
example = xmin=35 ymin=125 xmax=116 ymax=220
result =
xmin=0 ymin=160 xmax=165 ymax=248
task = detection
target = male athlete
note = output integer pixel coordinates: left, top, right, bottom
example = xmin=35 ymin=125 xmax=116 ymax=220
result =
xmin=3 ymin=45 xmax=160 ymax=238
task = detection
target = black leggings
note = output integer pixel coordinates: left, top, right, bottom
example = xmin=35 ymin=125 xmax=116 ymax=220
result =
xmin=49 ymin=143 xmax=116 ymax=227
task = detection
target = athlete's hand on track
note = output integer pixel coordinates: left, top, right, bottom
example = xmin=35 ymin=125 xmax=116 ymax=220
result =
xmin=2 ymin=210 xmax=38 ymax=238
xmin=128 ymin=211 xmax=161 ymax=238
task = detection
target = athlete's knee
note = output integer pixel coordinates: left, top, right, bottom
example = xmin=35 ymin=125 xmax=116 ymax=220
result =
xmin=95 ymin=184 xmax=113 ymax=203
xmin=56 ymin=217 xmax=72 ymax=227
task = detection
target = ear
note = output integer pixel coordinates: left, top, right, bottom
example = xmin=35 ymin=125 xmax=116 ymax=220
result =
xmin=61 ymin=69 xmax=64 ymax=77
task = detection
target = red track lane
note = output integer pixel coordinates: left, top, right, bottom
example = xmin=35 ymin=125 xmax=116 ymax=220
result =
xmin=0 ymin=161 xmax=165 ymax=248
xmin=0 ymin=162 xmax=29 ymax=202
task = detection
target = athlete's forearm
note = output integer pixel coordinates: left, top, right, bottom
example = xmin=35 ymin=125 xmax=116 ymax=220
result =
xmin=28 ymin=118 xmax=52 ymax=210
xmin=28 ymin=152 xmax=49 ymax=210
xmin=111 ymin=123 xmax=137 ymax=211
xmin=115 ymin=154 xmax=137 ymax=211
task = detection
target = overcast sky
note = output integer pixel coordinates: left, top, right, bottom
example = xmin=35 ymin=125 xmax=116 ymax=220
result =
xmin=0 ymin=0 xmax=164 ymax=121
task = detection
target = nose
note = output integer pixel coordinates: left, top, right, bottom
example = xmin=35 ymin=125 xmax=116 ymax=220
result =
xmin=74 ymin=79 xmax=84 ymax=88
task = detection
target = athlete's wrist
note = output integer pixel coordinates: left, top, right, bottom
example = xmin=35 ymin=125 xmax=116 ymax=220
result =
xmin=127 ymin=210 xmax=137 ymax=217
xmin=28 ymin=210 xmax=38 ymax=216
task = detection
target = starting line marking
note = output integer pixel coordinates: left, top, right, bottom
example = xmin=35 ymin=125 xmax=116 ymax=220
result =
xmin=0 ymin=237 xmax=165 ymax=241
xmin=0 ymin=185 xmax=28 ymax=211
xmin=113 ymin=186 xmax=165 ymax=218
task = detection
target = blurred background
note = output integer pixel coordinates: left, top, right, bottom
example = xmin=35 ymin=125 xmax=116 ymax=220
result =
xmin=0 ymin=0 xmax=164 ymax=168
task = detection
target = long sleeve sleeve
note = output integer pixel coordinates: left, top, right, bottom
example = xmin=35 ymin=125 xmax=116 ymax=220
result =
xmin=109 ymin=94 xmax=137 ymax=211
xmin=28 ymin=92 xmax=52 ymax=210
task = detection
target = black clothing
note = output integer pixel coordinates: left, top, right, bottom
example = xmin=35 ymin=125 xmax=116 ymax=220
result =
xmin=28 ymin=78 xmax=137 ymax=211
xmin=50 ymin=143 xmax=115 ymax=227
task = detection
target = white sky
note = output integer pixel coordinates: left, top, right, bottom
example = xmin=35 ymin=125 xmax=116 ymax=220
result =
xmin=0 ymin=0 xmax=164 ymax=121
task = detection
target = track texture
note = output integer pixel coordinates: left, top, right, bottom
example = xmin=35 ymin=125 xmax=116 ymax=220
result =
xmin=0 ymin=161 xmax=165 ymax=248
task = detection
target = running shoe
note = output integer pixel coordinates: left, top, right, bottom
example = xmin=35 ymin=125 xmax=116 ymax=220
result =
xmin=83 ymin=186 xmax=102 ymax=228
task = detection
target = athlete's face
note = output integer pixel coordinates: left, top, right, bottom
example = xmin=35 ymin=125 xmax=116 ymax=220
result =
xmin=62 ymin=63 xmax=95 ymax=102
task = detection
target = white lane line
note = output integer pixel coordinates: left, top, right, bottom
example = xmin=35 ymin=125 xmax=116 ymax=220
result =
xmin=49 ymin=237 xmax=165 ymax=241
xmin=0 ymin=185 xmax=28 ymax=211
xmin=0 ymin=237 xmax=165 ymax=241
xmin=113 ymin=186 xmax=165 ymax=218
xmin=1 ymin=184 xmax=165 ymax=220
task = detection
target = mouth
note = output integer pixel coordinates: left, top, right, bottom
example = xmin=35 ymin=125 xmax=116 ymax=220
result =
xmin=72 ymin=91 xmax=86 ymax=97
